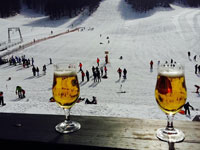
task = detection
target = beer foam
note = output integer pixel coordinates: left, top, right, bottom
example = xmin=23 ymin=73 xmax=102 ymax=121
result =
xmin=54 ymin=70 xmax=77 ymax=77
xmin=158 ymin=64 xmax=184 ymax=77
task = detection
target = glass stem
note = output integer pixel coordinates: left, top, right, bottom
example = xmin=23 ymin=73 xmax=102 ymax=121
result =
xmin=63 ymin=108 xmax=70 ymax=122
xmin=166 ymin=114 xmax=175 ymax=131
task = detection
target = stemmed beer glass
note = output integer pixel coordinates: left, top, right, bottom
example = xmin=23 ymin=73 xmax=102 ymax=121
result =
xmin=155 ymin=62 xmax=187 ymax=142
xmin=52 ymin=63 xmax=80 ymax=133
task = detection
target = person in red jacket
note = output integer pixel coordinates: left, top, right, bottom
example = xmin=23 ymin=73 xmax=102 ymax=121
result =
xmin=79 ymin=62 xmax=83 ymax=71
xmin=150 ymin=60 xmax=153 ymax=70
xmin=104 ymin=66 xmax=107 ymax=77
xmin=81 ymin=70 xmax=85 ymax=82
xmin=117 ymin=68 xmax=122 ymax=79
xmin=97 ymin=58 xmax=100 ymax=66
xmin=0 ymin=91 xmax=5 ymax=106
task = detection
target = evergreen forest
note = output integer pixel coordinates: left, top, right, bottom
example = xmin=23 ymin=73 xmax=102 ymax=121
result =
xmin=0 ymin=0 xmax=200 ymax=19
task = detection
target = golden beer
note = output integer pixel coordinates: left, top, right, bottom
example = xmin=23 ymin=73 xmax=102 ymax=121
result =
xmin=52 ymin=71 xmax=80 ymax=109
xmin=155 ymin=71 xmax=187 ymax=115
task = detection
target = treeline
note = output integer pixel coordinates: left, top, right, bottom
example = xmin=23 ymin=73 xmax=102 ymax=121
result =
xmin=0 ymin=0 xmax=102 ymax=19
xmin=125 ymin=0 xmax=200 ymax=12
xmin=22 ymin=0 xmax=102 ymax=19
xmin=175 ymin=0 xmax=200 ymax=7
xmin=0 ymin=0 xmax=21 ymax=18
xmin=125 ymin=0 xmax=172 ymax=12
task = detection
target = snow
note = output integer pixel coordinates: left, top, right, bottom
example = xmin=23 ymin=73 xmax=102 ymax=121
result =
xmin=0 ymin=0 xmax=200 ymax=122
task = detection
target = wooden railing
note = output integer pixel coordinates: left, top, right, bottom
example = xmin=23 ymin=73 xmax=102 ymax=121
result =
xmin=0 ymin=113 xmax=199 ymax=150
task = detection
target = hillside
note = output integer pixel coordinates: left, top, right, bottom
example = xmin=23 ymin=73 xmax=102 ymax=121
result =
xmin=0 ymin=0 xmax=200 ymax=121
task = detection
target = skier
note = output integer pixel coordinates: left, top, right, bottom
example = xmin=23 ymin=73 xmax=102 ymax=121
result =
xmin=195 ymin=64 xmax=198 ymax=74
xmin=36 ymin=67 xmax=39 ymax=76
xmin=104 ymin=66 xmax=107 ymax=77
xmin=32 ymin=66 xmax=36 ymax=76
xmin=31 ymin=57 xmax=34 ymax=66
xmin=97 ymin=58 xmax=100 ymax=66
xmin=79 ymin=62 xmax=83 ymax=72
xmin=117 ymin=68 xmax=122 ymax=79
xmin=0 ymin=91 xmax=5 ymax=106
xmin=150 ymin=60 xmax=153 ymax=70
xmin=81 ymin=70 xmax=85 ymax=82
xmin=49 ymin=58 xmax=52 ymax=64
xmin=188 ymin=51 xmax=191 ymax=59
xmin=86 ymin=70 xmax=89 ymax=82
xmin=198 ymin=65 xmax=200 ymax=74
xmin=105 ymin=54 xmax=108 ymax=64
xmin=43 ymin=64 xmax=47 ymax=75
xmin=123 ymin=68 xmax=127 ymax=79
xmin=96 ymin=67 xmax=101 ymax=82
xmin=184 ymin=102 xmax=194 ymax=116
xmin=100 ymin=66 xmax=103 ymax=77
xmin=194 ymin=55 xmax=197 ymax=61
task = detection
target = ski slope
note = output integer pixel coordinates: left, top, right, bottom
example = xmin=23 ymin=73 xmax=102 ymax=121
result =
xmin=0 ymin=0 xmax=200 ymax=121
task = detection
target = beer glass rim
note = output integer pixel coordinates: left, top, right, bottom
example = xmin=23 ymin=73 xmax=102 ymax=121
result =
xmin=54 ymin=62 xmax=76 ymax=69
xmin=157 ymin=62 xmax=185 ymax=77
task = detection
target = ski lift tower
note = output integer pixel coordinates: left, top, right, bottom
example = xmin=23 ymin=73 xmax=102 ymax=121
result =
xmin=8 ymin=27 xmax=23 ymax=43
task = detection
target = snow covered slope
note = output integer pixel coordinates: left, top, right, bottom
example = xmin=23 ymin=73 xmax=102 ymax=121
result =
xmin=0 ymin=0 xmax=200 ymax=121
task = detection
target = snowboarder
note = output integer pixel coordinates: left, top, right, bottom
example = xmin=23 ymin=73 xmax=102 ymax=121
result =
xmin=81 ymin=71 xmax=85 ymax=82
xmin=21 ymin=89 xmax=26 ymax=98
xmin=32 ymin=66 xmax=36 ymax=76
xmin=117 ymin=68 xmax=122 ymax=79
xmin=86 ymin=70 xmax=89 ymax=82
xmin=79 ymin=62 xmax=83 ymax=72
xmin=194 ymin=85 xmax=200 ymax=94
xmin=184 ymin=102 xmax=194 ymax=116
xmin=0 ymin=91 xmax=5 ymax=106
xmin=85 ymin=96 xmax=97 ymax=104
xmin=16 ymin=86 xmax=22 ymax=98
xmin=97 ymin=58 xmax=100 ymax=66
xmin=123 ymin=68 xmax=127 ymax=79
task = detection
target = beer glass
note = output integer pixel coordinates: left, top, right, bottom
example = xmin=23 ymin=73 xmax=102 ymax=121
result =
xmin=155 ymin=63 xmax=187 ymax=142
xmin=52 ymin=63 xmax=80 ymax=133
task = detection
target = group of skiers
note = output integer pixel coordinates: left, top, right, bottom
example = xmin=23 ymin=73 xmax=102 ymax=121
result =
xmin=80 ymin=64 xmax=108 ymax=83
xmin=8 ymin=55 xmax=33 ymax=68
xmin=32 ymin=64 xmax=47 ymax=76
xmin=79 ymin=56 xmax=127 ymax=83
xmin=117 ymin=68 xmax=127 ymax=79
xmin=188 ymin=51 xmax=200 ymax=62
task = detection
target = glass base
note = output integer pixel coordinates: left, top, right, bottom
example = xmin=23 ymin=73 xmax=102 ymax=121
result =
xmin=55 ymin=120 xmax=81 ymax=133
xmin=156 ymin=128 xmax=185 ymax=143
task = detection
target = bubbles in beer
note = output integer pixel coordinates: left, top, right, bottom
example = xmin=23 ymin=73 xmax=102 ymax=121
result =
xmin=155 ymin=63 xmax=187 ymax=115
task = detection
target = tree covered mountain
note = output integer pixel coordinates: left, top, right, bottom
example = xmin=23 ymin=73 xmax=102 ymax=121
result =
xmin=0 ymin=0 xmax=200 ymax=19
xmin=125 ymin=0 xmax=200 ymax=12
xmin=0 ymin=0 xmax=102 ymax=19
